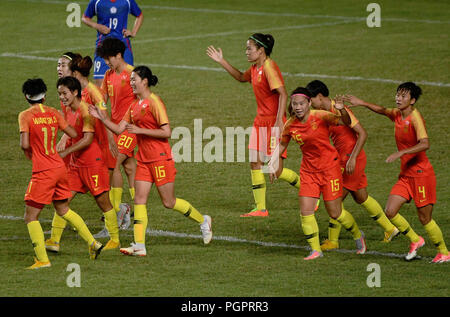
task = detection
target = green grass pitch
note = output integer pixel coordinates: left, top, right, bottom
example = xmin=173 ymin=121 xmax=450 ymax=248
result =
xmin=0 ymin=0 xmax=448 ymax=298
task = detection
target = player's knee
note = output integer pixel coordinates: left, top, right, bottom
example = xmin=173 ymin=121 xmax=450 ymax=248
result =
xmin=123 ymin=159 xmax=136 ymax=175
xmin=417 ymin=212 xmax=431 ymax=225
xmin=162 ymin=198 xmax=176 ymax=209
xmin=384 ymin=208 xmax=396 ymax=219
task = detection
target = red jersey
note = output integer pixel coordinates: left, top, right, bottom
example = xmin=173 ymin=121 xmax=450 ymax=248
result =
xmin=66 ymin=100 xmax=104 ymax=167
xmin=82 ymin=82 xmax=111 ymax=156
xmin=328 ymin=100 xmax=366 ymax=163
xmin=101 ymin=63 xmax=136 ymax=124
xmin=385 ymin=108 xmax=434 ymax=177
xmin=282 ymin=110 xmax=341 ymax=172
xmin=18 ymin=104 xmax=68 ymax=172
xmin=123 ymin=93 xmax=172 ymax=163
xmin=243 ymin=57 xmax=285 ymax=117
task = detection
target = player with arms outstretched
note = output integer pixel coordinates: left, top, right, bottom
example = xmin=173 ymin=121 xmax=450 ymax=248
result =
xmin=344 ymin=82 xmax=449 ymax=262
xmin=207 ymin=34 xmax=306 ymax=218
xmin=269 ymin=87 xmax=366 ymax=260
xmin=306 ymin=80 xmax=399 ymax=250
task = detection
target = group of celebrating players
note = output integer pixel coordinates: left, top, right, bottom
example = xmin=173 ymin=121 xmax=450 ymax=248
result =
xmin=18 ymin=0 xmax=449 ymax=269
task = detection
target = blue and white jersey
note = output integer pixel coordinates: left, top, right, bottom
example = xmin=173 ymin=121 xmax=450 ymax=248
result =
xmin=84 ymin=0 xmax=142 ymax=45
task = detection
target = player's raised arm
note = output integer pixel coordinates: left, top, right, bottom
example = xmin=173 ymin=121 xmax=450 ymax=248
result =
xmin=333 ymin=95 xmax=351 ymax=126
xmin=343 ymin=94 xmax=388 ymax=116
xmin=206 ymin=46 xmax=247 ymax=82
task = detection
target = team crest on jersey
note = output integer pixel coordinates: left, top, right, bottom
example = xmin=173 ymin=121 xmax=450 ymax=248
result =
xmin=311 ymin=120 xmax=318 ymax=130
xmin=257 ymin=70 xmax=263 ymax=82
xmin=110 ymin=7 xmax=117 ymax=14
xmin=403 ymin=120 xmax=410 ymax=133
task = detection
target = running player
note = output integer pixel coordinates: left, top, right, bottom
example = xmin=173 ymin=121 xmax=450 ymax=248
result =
xmin=82 ymin=0 xmax=144 ymax=86
xmin=344 ymin=82 xmax=449 ymax=263
xmin=269 ymin=87 xmax=366 ymax=260
xmin=306 ymin=80 xmax=399 ymax=250
xmin=19 ymin=78 xmax=103 ymax=269
xmin=89 ymin=66 xmax=213 ymax=256
xmin=96 ymin=37 xmax=137 ymax=217
xmin=207 ymin=34 xmax=305 ymax=217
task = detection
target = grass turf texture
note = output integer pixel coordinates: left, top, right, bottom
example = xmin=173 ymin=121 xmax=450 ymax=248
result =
xmin=0 ymin=0 xmax=449 ymax=297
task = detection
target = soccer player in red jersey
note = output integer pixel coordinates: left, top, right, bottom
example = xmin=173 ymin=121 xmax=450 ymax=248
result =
xmin=19 ymin=78 xmax=103 ymax=269
xmin=96 ymin=38 xmax=137 ymax=216
xmin=207 ymin=34 xmax=304 ymax=217
xmin=306 ymin=80 xmax=399 ymax=250
xmin=56 ymin=52 xmax=77 ymax=166
xmin=45 ymin=52 xmax=79 ymax=248
xmin=47 ymin=56 xmax=122 ymax=252
xmin=269 ymin=87 xmax=366 ymax=260
xmin=89 ymin=66 xmax=213 ymax=256
xmin=52 ymin=76 xmax=120 ymax=251
xmin=344 ymin=82 xmax=449 ymax=263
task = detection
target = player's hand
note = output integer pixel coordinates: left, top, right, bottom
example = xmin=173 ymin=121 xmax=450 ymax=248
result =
xmin=345 ymin=156 xmax=356 ymax=175
xmin=58 ymin=149 xmax=68 ymax=159
xmin=97 ymin=24 xmax=111 ymax=35
xmin=343 ymin=95 xmax=364 ymax=108
xmin=386 ymin=151 xmax=402 ymax=163
xmin=126 ymin=123 xmax=141 ymax=134
xmin=267 ymin=158 xmax=279 ymax=184
xmin=206 ymin=46 xmax=223 ymax=63
xmin=109 ymin=138 xmax=119 ymax=158
xmin=122 ymin=29 xmax=134 ymax=38
xmin=274 ymin=119 xmax=284 ymax=136
xmin=334 ymin=95 xmax=345 ymax=110
xmin=88 ymin=105 xmax=106 ymax=121
xmin=56 ymin=134 xmax=68 ymax=152
xmin=56 ymin=139 xmax=66 ymax=152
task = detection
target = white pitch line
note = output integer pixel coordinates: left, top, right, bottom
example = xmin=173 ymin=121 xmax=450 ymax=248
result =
xmin=13 ymin=20 xmax=356 ymax=55
xmin=10 ymin=0 xmax=450 ymax=24
xmin=0 ymin=213 xmax=423 ymax=260
xmin=2 ymin=52 xmax=449 ymax=88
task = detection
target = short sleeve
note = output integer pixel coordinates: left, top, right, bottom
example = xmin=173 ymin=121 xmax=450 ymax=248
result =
xmin=264 ymin=59 xmax=284 ymax=91
xmin=80 ymin=103 xmax=95 ymax=133
xmin=90 ymin=84 xmax=108 ymax=110
xmin=315 ymin=110 xmax=341 ymax=126
xmin=384 ymin=108 xmax=399 ymax=122
xmin=54 ymin=110 xmax=69 ymax=130
xmin=129 ymin=0 xmax=142 ymax=17
xmin=18 ymin=111 xmax=29 ymax=133
xmin=150 ymin=97 xmax=169 ymax=127
xmin=281 ymin=118 xmax=293 ymax=144
xmin=410 ymin=110 xmax=428 ymax=140
xmin=346 ymin=107 xmax=360 ymax=128
xmin=100 ymin=71 xmax=110 ymax=97
xmin=83 ymin=0 xmax=96 ymax=18
xmin=243 ymin=67 xmax=252 ymax=83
